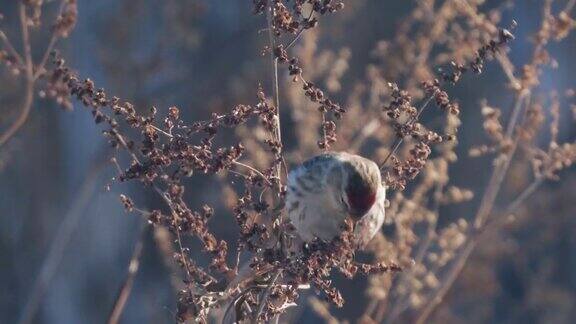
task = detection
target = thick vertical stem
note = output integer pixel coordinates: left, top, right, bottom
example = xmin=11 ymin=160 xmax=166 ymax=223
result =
xmin=266 ymin=6 xmax=283 ymax=193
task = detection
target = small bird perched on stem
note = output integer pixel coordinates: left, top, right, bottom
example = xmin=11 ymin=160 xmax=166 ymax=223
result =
xmin=286 ymin=151 xmax=386 ymax=249
xmin=223 ymin=152 xmax=386 ymax=323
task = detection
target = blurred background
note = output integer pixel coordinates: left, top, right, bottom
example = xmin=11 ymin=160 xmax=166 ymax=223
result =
xmin=0 ymin=0 xmax=575 ymax=323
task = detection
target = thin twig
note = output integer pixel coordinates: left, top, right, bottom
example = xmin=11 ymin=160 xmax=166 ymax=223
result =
xmin=320 ymin=110 xmax=328 ymax=151
xmin=113 ymin=140 xmax=193 ymax=278
xmin=453 ymin=0 xmax=520 ymax=88
xmin=379 ymin=18 xmax=519 ymax=170
xmin=223 ymin=286 xmax=259 ymax=324
xmin=232 ymin=161 xmax=272 ymax=185
xmin=479 ymin=176 xmax=546 ymax=235
xmin=113 ymin=123 xmax=202 ymax=288
xmin=473 ymin=92 xmax=528 ymax=229
xmin=152 ymin=186 xmax=195 ymax=283
xmin=33 ymin=0 xmax=68 ymax=80
xmin=414 ymin=238 xmax=475 ymax=324
xmin=285 ymin=27 xmax=307 ymax=50
xmin=17 ymin=150 xmax=110 ymax=324
xmin=0 ymin=30 xmax=23 ymax=64
xmin=107 ymin=224 xmax=148 ymax=324
xmin=382 ymin=182 xmax=444 ymax=323
xmin=113 ymin=131 xmax=141 ymax=164
xmin=152 ymin=227 xmax=185 ymax=291
xmin=0 ymin=78 xmax=34 ymax=146
xmin=414 ymin=91 xmax=529 ymax=324
xmin=379 ymin=92 xmax=436 ymax=170
xmin=0 ymin=4 xmax=35 ymax=147
xmin=254 ymin=270 xmax=282 ymax=321
xmin=19 ymin=4 xmax=33 ymax=79
xmin=284 ymin=10 xmax=314 ymax=51
xmin=503 ymin=176 xmax=545 ymax=214
xmin=379 ymin=139 xmax=403 ymax=170
xmin=33 ymin=35 xmax=57 ymax=80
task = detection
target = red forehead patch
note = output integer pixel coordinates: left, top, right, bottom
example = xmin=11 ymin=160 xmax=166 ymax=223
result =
xmin=346 ymin=190 xmax=376 ymax=217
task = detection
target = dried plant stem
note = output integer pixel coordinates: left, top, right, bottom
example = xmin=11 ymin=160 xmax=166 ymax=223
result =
xmin=0 ymin=1 xmax=69 ymax=146
xmin=480 ymin=176 xmax=546 ymax=235
xmin=116 ymin=127 xmax=220 ymax=288
xmin=33 ymin=0 xmax=67 ymax=80
xmin=223 ymin=286 xmax=259 ymax=323
xmin=266 ymin=7 xmax=283 ymax=192
xmin=320 ymin=110 xmax=328 ymax=151
xmin=254 ymin=269 xmax=282 ymax=321
xmin=19 ymin=4 xmax=33 ymax=78
xmin=107 ymin=224 xmax=148 ymax=324
xmin=174 ymin=225 xmax=195 ymax=282
xmin=152 ymin=227 xmax=184 ymax=291
xmin=414 ymin=91 xmax=529 ymax=324
xmin=133 ymin=123 xmax=268 ymax=183
xmin=0 ymin=4 xmax=34 ymax=147
xmin=0 ymin=79 xmax=34 ymax=146
xmin=414 ymin=237 xmax=475 ymax=324
xmin=0 ymin=30 xmax=23 ymax=64
xmin=232 ymin=161 xmax=273 ymax=185
xmin=503 ymin=177 xmax=545 ymax=214
xmin=149 ymin=124 xmax=174 ymax=138
xmin=113 ymin=129 xmax=198 ymax=288
xmin=379 ymin=93 xmax=436 ymax=169
xmin=113 ymin=131 xmax=141 ymax=164
xmin=454 ymin=0 xmax=521 ymax=88
xmin=473 ymin=92 xmax=528 ymax=229
xmin=382 ymin=183 xmax=444 ymax=323
xmin=285 ymin=28 xmax=307 ymax=50
xmin=33 ymin=34 xmax=57 ymax=80
xmin=17 ymin=152 xmax=109 ymax=324
xmin=284 ymin=10 xmax=314 ymax=51
xmin=152 ymin=186 xmax=195 ymax=283
xmin=379 ymin=139 xmax=403 ymax=170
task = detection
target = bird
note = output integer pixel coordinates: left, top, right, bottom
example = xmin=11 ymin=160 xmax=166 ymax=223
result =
xmin=223 ymin=152 xmax=386 ymax=315
xmin=286 ymin=151 xmax=386 ymax=249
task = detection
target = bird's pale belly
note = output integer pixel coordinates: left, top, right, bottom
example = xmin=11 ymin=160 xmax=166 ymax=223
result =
xmin=287 ymin=194 xmax=346 ymax=242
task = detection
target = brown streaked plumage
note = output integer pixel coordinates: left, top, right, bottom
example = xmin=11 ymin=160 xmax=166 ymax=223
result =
xmin=286 ymin=152 xmax=386 ymax=249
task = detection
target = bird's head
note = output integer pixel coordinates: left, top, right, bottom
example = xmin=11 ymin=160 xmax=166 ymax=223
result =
xmin=339 ymin=156 xmax=382 ymax=220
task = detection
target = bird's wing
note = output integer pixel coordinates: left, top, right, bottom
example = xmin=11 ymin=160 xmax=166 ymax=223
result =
xmin=286 ymin=153 xmax=344 ymax=242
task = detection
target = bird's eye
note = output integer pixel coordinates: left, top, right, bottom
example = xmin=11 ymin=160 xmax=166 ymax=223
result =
xmin=340 ymin=196 xmax=347 ymax=207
